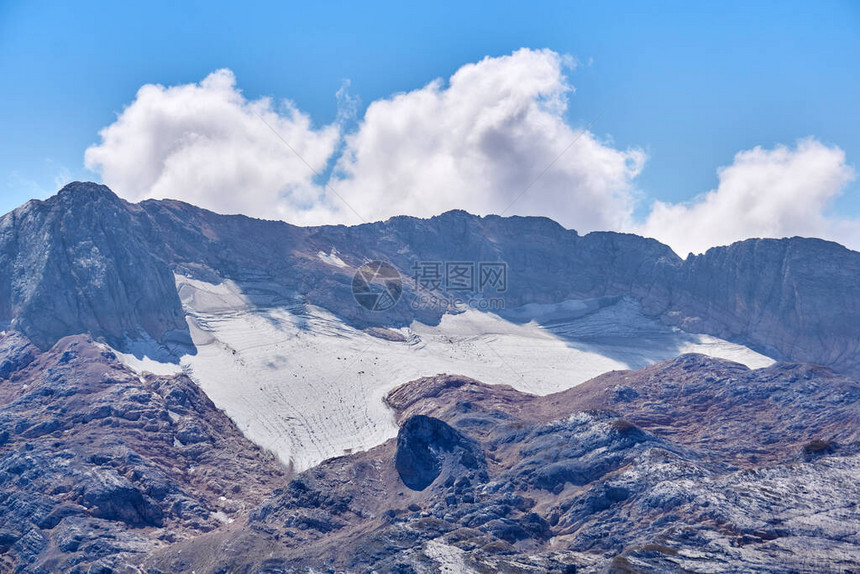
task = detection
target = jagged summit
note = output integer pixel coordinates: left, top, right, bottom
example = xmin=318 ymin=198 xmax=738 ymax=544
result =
xmin=55 ymin=180 xmax=120 ymax=201
xmin=0 ymin=183 xmax=186 ymax=350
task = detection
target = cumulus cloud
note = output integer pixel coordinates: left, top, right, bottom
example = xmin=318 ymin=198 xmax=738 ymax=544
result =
xmin=85 ymin=50 xmax=858 ymax=254
xmin=330 ymin=49 xmax=645 ymax=231
xmin=637 ymin=139 xmax=857 ymax=255
xmin=85 ymin=69 xmax=341 ymax=223
xmin=85 ymin=49 xmax=645 ymax=230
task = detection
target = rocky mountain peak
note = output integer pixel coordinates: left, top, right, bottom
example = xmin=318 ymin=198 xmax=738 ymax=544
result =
xmin=54 ymin=181 xmax=121 ymax=204
xmin=0 ymin=184 xmax=187 ymax=350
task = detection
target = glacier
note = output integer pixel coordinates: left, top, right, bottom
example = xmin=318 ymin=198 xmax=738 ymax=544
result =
xmin=112 ymin=275 xmax=774 ymax=471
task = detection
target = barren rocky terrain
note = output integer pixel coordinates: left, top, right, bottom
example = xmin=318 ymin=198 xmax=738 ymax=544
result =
xmin=0 ymin=333 xmax=286 ymax=573
xmin=143 ymin=356 xmax=860 ymax=573
xmin=0 ymin=183 xmax=858 ymax=573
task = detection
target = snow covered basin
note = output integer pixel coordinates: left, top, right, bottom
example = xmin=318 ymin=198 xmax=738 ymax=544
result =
xmin=113 ymin=275 xmax=774 ymax=471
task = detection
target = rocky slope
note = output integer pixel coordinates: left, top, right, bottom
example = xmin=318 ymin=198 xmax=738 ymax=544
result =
xmin=1 ymin=182 xmax=859 ymax=376
xmin=0 ymin=185 xmax=188 ymax=350
xmin=0 ymin=182 xmax=858 ymax=572
xmin=143 ymin=355 xmax=860 ymax=573
xmin=0 ymin=332 xmax=287 ymax=573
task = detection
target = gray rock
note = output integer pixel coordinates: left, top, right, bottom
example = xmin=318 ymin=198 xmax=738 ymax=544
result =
xmin=0 ymin=182 xmax=187 ymax=351
xmin=78 ymin=468 xmax=164 ymax=526
xmin=157 ymin=358 xmax=860 ymax=573
xmin=0 ymin=332 xmax=36 ymax=378
xmin=395 ymin=415 xmax=485 ymax=491
xmin=0 ymin=335 xmax=287 ymax=572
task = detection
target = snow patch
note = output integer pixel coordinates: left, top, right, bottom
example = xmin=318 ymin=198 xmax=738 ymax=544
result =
xmin=317 ymin=249 xmax=348 ymax=268
xmin=95 ymin=340 xmax=183 ymax=377
xmin=211 ymin=510 xmax=233 ymax=524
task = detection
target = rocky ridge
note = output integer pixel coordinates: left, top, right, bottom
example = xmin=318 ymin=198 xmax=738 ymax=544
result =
xmin=0 ymin=182 xmax=858 ymax=376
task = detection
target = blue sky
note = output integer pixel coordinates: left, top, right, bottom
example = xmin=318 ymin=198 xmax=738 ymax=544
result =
xmin=1 ymin=0 xmax=858 ymax=252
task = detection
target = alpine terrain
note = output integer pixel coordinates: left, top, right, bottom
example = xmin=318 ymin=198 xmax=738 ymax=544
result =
xmin=0 ymin=182 xmax=858 ymax=573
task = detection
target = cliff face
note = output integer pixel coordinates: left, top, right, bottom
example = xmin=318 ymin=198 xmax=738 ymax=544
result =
xmin=658 ymin=238 xmax=860 ymax=373
xmin=0 ymin=183 xmax=186 ymax=350
xmin=1 ymin=182 xmax=858 ymax=377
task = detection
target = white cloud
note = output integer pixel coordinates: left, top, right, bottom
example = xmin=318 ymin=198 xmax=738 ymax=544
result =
xmin=334 ymin=79 xmax=360 ymax=126
xmin=330 ymin=48 xmax=645 ymax=230
xmin=85 ymin=69 xmax=341 ymax=223
xmin=637 ymin=139 xmax=857 ymax=255
xmin=85 ymin=50 xmax=645 ymax=230
xmin=84 ymin=51 xmax=858 ymax=255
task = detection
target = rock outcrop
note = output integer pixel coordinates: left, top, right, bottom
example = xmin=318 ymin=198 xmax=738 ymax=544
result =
xmin=0 ymin=183 xmax=187 ymax=350
xmin=395 ymin=415 xmax=485 ymax=491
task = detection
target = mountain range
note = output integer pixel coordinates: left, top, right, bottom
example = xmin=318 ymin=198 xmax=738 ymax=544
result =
xmin=3 ymin=182 xmax=859 ymax=374
xmin=0 ymin=182 xmax=858 ymax=573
